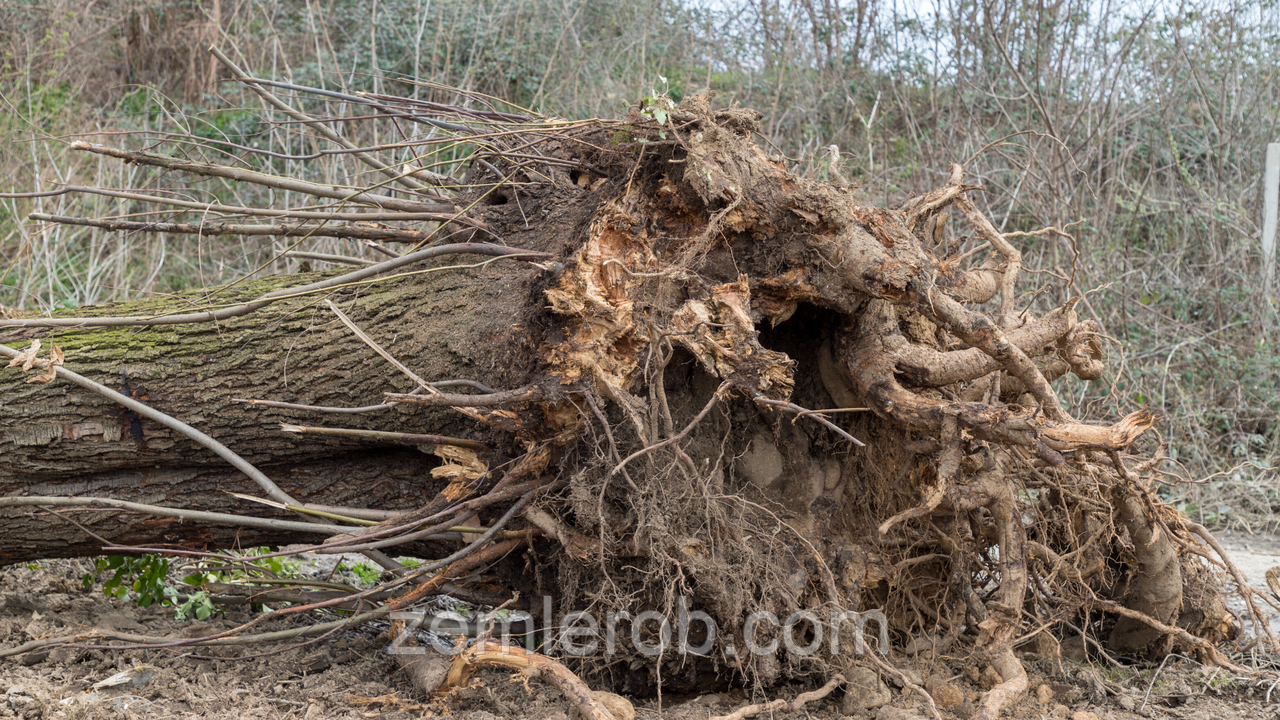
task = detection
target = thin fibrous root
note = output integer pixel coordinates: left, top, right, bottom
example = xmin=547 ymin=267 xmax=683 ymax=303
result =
xmin=609 ymin=381 xmax=731 ymax=475
xmin=439 ymin=639 xmax=627 ymax=720
xmin=750 ymin=391 xmax=865 ymax=446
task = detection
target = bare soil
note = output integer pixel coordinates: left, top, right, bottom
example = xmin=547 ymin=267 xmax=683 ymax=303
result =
xmin=5 ymin=542 xmax=1280 ymax=720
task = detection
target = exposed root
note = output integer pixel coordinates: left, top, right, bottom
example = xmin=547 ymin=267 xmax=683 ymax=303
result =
xmin=1091 ymin=599 xmax=1245 ymax=672
xmin=1181 ymin=519 xmax=1280 ymax=654
xmin=1109 ymin=483 xmax=1182 ymax=656
xmin=964 ymin=471 xmax=1031 ymax=719
xmin=395 ymin=655 xmax=451 ymax=697
xmin=971 ymin=647 xmax=1029 ymax=720
xmin=439 ymin=640 xmax=629 ymax=720
xmin=863 ymin=651 xmax=943 ymax=720
xmin=709 ymin=674 xmax=844 ymax=720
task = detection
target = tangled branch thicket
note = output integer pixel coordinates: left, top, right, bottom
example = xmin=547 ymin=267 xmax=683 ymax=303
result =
xmin=0 ymin=52 xmax=1272 ymax=720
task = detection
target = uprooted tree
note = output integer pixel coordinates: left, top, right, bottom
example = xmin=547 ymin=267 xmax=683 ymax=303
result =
xmin=0 ymin=56 xmax=1266 ymax=719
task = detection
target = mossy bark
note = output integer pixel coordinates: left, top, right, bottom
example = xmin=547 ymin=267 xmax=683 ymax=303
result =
xmin=0 ymin=262 xmax=548 ymax=562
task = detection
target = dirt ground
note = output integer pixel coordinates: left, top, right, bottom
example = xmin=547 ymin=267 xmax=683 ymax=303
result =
xmin=5 ymin=537 xmax=1280 ymax=720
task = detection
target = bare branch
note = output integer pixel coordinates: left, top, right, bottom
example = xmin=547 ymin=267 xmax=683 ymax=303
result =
xmin=278 ymin=423 xmax=489 ymax=452
xmin=30 ymin=213 xmax=444 ymax=244
xmin=70 ymin=142 xmax=467 ymax=217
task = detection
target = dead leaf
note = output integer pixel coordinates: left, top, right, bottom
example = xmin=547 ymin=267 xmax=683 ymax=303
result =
xmin=8 ymin=341 xmax=63 ymax=383
xmin=7 ymin=338 xmax=39 ymax=371
xmin=31 ymin=345 xmax=64 ymax=383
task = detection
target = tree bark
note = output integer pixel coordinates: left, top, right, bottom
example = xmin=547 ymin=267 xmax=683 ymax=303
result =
xmin=0 ymin=450 xmax=455 ymax=562
xmin=0 ymin=260 xmax=556 ymax=561
xmin=1 ymin=265 xmax=543 ymax=473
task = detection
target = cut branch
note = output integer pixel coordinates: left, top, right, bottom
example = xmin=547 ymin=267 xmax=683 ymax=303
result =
xmin=0 ymin=496 xmax=357 ymax=535
xmin=385 ymin=384 xmax=549 ymax=407
xmin=38 ymin=185 xmax=463 ymax=222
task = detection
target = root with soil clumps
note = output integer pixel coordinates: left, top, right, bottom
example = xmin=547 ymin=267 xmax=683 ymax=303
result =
xmin=0 ymin=63 xmax=1258 ymax=718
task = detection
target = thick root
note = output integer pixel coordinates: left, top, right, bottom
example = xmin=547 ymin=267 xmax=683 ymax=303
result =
xmin=971 ymin=648 xmax=1028 ymax=720
xmin=439 ymin=640 xmax=630 ymax=720
xmin=709 ymin=674 xmax=844 ymax=720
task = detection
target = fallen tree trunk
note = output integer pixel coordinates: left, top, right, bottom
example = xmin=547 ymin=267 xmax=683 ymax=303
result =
xmin=0 ymin=450 xmax=460 ymax=562
xmin=0 ymin=258 xmax=563 ymax=561
xmin=0 ymin=70 xmax=1249 ymax=714
xmin=0 ymin=258 xmax=553 ymax=475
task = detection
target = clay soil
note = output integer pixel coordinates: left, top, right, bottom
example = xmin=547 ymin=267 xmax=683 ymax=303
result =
xmin=5 ymin=548 xmax=1280 ymax=720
